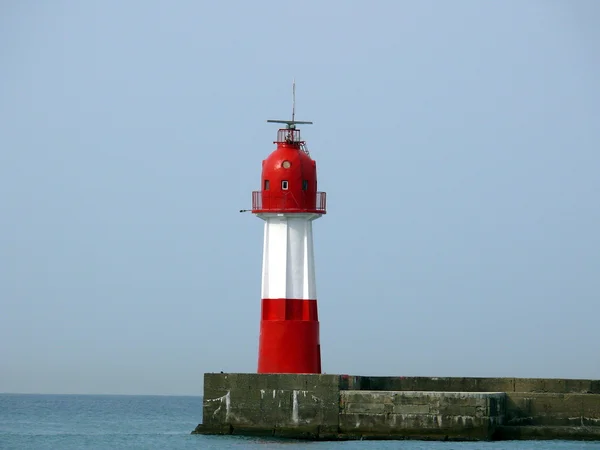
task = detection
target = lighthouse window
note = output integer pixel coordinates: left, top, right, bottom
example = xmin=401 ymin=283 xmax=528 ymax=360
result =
xmin=302 ymin=180 xmax=308 ymax=191
xmin=264 ymin=180 xmax=270 ymax=190
xmin=281 ymin=180 xmax=289 ymax=190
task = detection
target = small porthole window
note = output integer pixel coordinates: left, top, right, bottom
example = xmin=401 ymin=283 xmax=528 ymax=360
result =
xmin=302 ymin=180 xmax=308 ymax=191
xmin=264 ymin=180 xmax=270 ymax=190
xmin=282 ymin=160 xmax=291 ymax=169
xmin=281 ymin=180 xmax=289 ymax=190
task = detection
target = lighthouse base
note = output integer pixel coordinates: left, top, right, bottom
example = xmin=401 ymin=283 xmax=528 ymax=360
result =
xmin=192 ymin=373 xmax=600 ymax=441
xmin=258 ymin=298 xmax=321 ymax=374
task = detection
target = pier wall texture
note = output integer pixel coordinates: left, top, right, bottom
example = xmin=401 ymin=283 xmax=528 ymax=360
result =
xmin=193 ymin=373 xmax=600 ymax=441
xmin=338 ymin=390 xmax=505 ymax=440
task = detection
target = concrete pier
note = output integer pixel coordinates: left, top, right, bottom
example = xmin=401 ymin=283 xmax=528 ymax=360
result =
xmin=192 ymin=373 xmax=600 ymax=441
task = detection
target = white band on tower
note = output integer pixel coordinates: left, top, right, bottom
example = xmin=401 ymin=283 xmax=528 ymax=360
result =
xmin=260 ymin=213 xmax=319 ymax=300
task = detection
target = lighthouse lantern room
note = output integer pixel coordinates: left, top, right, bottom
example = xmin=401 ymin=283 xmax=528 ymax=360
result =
xmin=250 ymin=92 xmax=326 ymax=374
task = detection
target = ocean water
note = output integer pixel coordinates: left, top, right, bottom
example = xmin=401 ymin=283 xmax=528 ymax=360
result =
xmin=1 ymin=394 xmax=600 ymax=450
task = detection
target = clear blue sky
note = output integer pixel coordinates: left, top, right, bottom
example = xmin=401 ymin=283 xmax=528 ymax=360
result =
xmin=1 ymin=0 xmax=599 ymax=395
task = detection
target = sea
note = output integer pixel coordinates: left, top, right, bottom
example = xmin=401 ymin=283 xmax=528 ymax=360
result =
xmin=1 ymin=394 xmax=599 ymax=450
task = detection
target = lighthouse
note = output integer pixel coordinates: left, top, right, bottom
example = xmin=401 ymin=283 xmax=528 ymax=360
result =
xmin=250 ymin=98 xmax=326 ymax=374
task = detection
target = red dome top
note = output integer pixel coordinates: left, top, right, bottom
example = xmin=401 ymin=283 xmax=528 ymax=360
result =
xmin=251 ymin=128 xmax=326 ymax=214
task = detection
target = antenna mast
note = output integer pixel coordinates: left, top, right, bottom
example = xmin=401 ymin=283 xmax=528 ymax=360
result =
xmin=292 ymin=78 xmax=296 ymax=122
xmin=267 ymin=80 xmax=312 ymax=130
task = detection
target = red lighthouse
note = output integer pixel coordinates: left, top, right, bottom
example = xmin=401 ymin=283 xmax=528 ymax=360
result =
xmin=250 ymin=93 xmax=326 ymax=374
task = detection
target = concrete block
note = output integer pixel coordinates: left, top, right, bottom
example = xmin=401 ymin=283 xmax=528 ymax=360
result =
xmin=506 ymin=393 xmax=600 ymax=427
xmin=341 ymin=390 xmax=393 ymax=405
xmin=582 ymin=394 xmax=600 ymax=421
xmin=349 ymin=377 xmax=515 ymax=393
xmin=338 ymin=412 xmax=496 ymax=440
xmin=339 ymin=391 xmax=505 ymax=440
xmin=513 ymin=378 xmax=598 ymax=394
xmin=392 ymin=392 xmax=432 ymax=405
xmin=344 ymin=377 xmax=600 ymax=394
xmin=344 ymin=402 xmax=387 ymax=414
xmin=201 ymin=373 xmax=341 ymax=436
xmin=393 ymin=404 xmax=431 ymax=414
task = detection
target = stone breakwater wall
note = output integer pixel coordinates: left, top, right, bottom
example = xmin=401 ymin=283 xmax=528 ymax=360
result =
xmin=192 ymin=373 xmax=600 ymax=441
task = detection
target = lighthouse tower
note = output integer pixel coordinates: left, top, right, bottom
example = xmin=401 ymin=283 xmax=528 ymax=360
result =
xmin=250 ymin=101 xmax=326 ymax=374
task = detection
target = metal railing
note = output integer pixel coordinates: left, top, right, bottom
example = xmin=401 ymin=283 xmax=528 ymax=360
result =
xmin=252 ymin=191 xmax=326 ymax=213
xmin=300 ymin=142 xmax=311 ymax=157
xmin=315 ymin=191 xmax=326 ymax=212
xmin=276 ymin=128 xmax=302 ymax=143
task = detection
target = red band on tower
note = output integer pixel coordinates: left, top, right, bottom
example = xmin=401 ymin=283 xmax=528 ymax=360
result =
xmin=258 ymin=298 xmax=321 ymax=374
